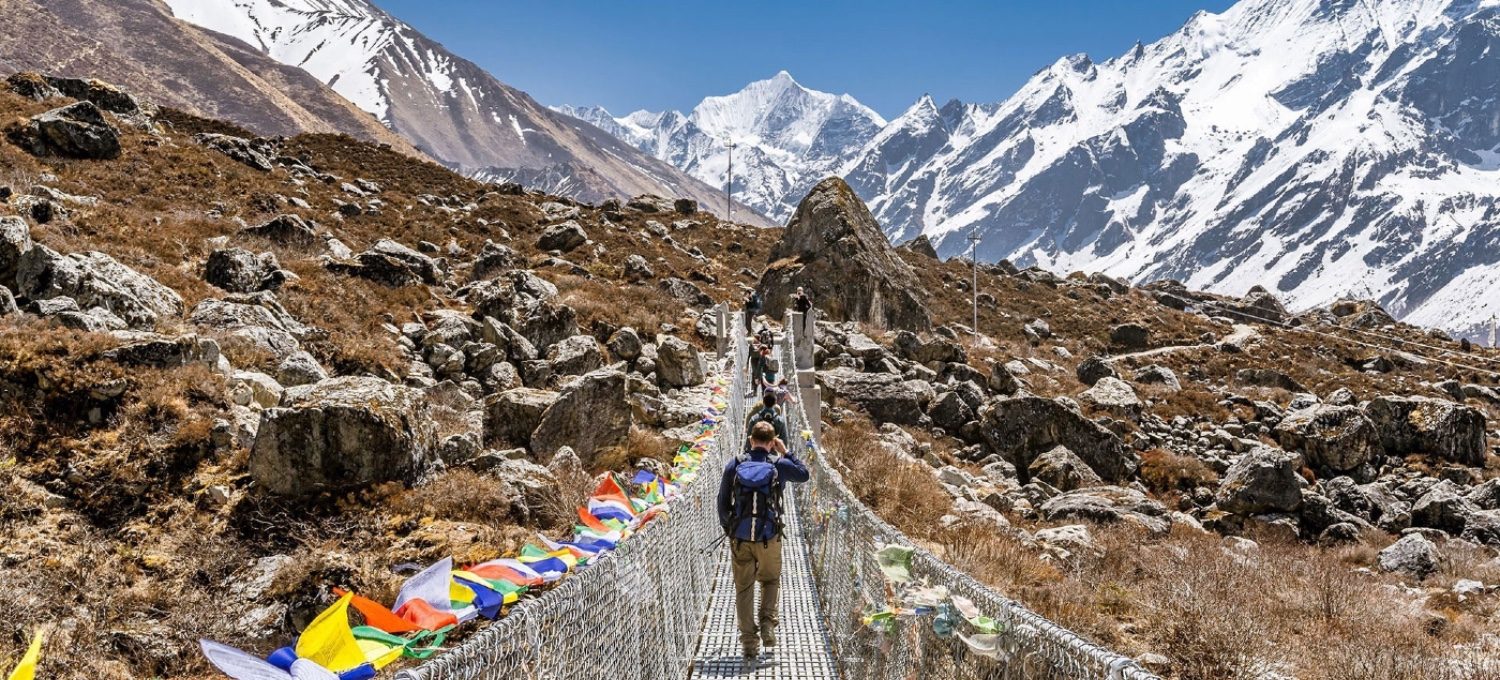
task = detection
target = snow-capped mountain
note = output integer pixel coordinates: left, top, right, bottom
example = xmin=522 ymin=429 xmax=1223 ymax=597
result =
xmin=843 ymin=0 xmax=1500 ymax=339
xmin=557 ymin=72 xmax=886 ymax=222
xmin=160 ymin=0 xmax=765 ymax=217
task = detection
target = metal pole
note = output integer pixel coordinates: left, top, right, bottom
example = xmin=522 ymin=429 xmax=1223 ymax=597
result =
xmin=725 ymin=142 xmax=735 ymax=220
xmin=967 ymin=228 xmax=981 ymax=336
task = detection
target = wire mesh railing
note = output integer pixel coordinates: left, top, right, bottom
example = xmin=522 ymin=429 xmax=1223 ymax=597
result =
xmin=395 ymin=314 xmax=750 ymax=680
xmin=777 ymin=312 xmax=1161 ymax=680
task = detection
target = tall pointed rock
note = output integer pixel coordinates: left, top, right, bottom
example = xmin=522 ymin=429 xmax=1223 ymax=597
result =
xmin=757 ymin=177 xmax=930 ymax=331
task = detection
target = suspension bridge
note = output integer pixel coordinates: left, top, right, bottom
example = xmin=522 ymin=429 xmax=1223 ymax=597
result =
xmin=394 ymin=311 xmax=1158 ymax=680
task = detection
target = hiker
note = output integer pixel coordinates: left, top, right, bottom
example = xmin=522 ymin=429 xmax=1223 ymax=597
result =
xmin=755 ymin=324 xmax=774 ymax=349
xmin=746 ymin=342 xmax=766 ymax=397
xmin=717 ymin=421 xmax=809 ymax=659
xmin=790 ymin=287 xmax=813 ymax=336
xmin=774 ymin=378 xmax=796 ymax=409
xmin=745 ymin=289 xmax=763 ymax=331
xmin=746 ymin=391 xmax=789 ymax=445
xmin=756 ymin=346 xmax=778 ymax=393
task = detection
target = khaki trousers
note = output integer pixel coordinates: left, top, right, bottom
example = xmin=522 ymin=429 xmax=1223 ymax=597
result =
xmin=730 ymin=537 xmax=782 ymax=649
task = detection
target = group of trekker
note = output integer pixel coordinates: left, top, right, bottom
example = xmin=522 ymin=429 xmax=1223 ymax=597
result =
xmin=715 ymin=289 xmax=816 ymax=661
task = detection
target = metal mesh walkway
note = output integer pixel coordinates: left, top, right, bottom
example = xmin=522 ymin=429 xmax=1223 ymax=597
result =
xmin=689 ymin=455 xmax=839 ymax=679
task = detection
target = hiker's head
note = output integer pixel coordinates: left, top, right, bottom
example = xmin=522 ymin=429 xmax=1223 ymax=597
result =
xmin=762 ymin=392 xmax=777 ymax=409
xmin=796 ymin=287 xmax=804 ymax=295
xmin=750 ymin=421 xmax=776 ymax=445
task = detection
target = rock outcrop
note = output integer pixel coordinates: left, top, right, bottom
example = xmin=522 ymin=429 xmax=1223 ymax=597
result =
xmin=979 ymin=395 xmax=1137 ymax=482
xmin=530 ymin=369 xmax=633 ymax=465
xmin=1366 ymin=396 xmax=1487 ymax=465
xmin=756 ymin=178 xmax=929 ymax=330
xmin=250 ymin=377 xmax=436 ymax=496
xmin=7 ymin=101 xmax=121 ymax=160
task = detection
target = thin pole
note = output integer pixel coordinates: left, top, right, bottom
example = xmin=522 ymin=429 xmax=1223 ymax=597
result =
xmin=967 ymin=228 xmax=981 ymax=336
xmin=725 ymin=141 xmax=735 ymax=220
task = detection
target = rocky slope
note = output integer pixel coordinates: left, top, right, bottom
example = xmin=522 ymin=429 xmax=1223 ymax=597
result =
xmin=556 ymin=71 xmax=885 ymax=223
xmin=160 ymin=0 xmax=769 ymax=218
xmin=0 ymin=0 xmax=419 ymax=155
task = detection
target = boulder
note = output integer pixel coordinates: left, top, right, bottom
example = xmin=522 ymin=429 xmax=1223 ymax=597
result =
xmin=656 ymin=335 xmax=705 ymax=387
xmin=205 ymin=247 xmax=284 ymax=293
xmin=1075 ymin=355 xmax=1117 ymax=386
xmin=1376 ymin=533 xmax=1441 ymax=579
xmin=927 ymin=390 xmax=975 ymax=432
xmin=484 ymin=387 xmax=558 ymax=446
xmin=276 ymin=351 xmax=328 ymax=387
xmin=537 ymin=221 xmax=587 ymax=252
xmin=1461 ymin=510 xmax=1500 ymax=546
xmin=103 ymin=333 xmax=220 ymax=369
xmin=1215 ymin=446 xmax=1302 ymax=514
xmin=606 ymin=327 xmax=643 ymax=362
xmin=546 ymin=335 xmax=603 ymax=376
xmin=658 ymin=277 xmax=712 ymax=307
xmin=1027 ymin=445 xmax=1102 ymax=491
xmin=818 ymin=368 xmax=926 ymax=426
xmin=470 ymin=241 xmax=520 ymax=281
xmin=892 ymin=331 xmax=965 ymax=364
xmin=15 ymin=246 xmax=183 ymax=329
xmin=979 ymin=395 xmax=1137 ymax=482
xmin=1235 ymin=368 xmax=1305 ymax=392
xmin=515 ymin=300 xmax=579 ymax=353
xmin=1273 ymin=404 xmax=1379 ymax=473
xmin=0 ymin=216 xmax=34 ymax=287
xmin=986 ymin=359 xmax=1022 ymax=395
xmin=1222 ymin=288 xmax=1290 ymax=324
xmin=623 ymin=254 xmax=654 ymax=282
xmin=7 ymin=101 xmax=121 ymax=159
xmin=1040 ymin=487 xmax=1171 ymax=535
xmin=250 ymin=377 xmax=436 ymax=496
xmin=1109 ymin=323 xmax=1150 ymax=350
xmin=242 ymin=215 xmax=319 ymax=247
xmin=6 ymin=72 xmax=61 ymax=101
xmin=331 ymin=239 xmax=441 ymax=287
xmin=1133 ymin=364 xmax=1181 ymax=391
xmin=189 ymin=295 xmax=309 ymax=362
xmin=756 ymin=178 xmax=929 ymax=330
xmin=1410 ymin=480 xmax=1478 ymax=534
xmin=900 ymin=234 xmax=940 ymax=259
xmin=45 ymin=76 xmax=143 ymax=115
xmin=195 ymin=133 xmax=275 ymax=171
xmin=1366 ymin=396 xmax=1487 ymax=465
xmin=530 ymin=369 xmax=633 ymax=465
xmin=1079 ymin=377 xmax=1142 ymax=418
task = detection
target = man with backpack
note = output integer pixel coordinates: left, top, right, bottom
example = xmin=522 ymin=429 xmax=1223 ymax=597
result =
xmin=790 ymin=287 xmax=813 ymax=337
xmin=746 ymin=392 xmax=788 ymax=444
xmin=717 ymin=421 xmax=809 ymax=660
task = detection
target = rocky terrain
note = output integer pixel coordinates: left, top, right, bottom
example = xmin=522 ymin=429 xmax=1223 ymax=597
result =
xmin=1 ymin=70 xmax=1498 ymax=679
xmin=0 ymin=73 xmax=767 ymax=677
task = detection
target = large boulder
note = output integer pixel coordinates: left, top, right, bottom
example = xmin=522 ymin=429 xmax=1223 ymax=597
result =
xmin=1079 ymin=377 xmax=1142 ymax=419
xmin=1221 ymin=287 xmax=1290 ymax=324
xmin=7 ymin=101 xmax=121 ymax=159
xmin=44 ymin=76 xmax=144 ymax=115
xmin=1075 ymin=355 xmax=1117 ymax=386
xmin=15 ymin=245 xmax=183 ymax=329
xmin=483 ymin=387 xmax=558 ymax=446
xmin=1108 ymin=323 xmax=1150 ymax=350
xmin=537 ymin=221 xmax=587 ymax=252
xmin=927 ymin=391 xmax=975 ymax=432
xmin=250 ymin=377 xmax=436 ymax=496
xmin=546 ymin=335 xmax=603 ymax=376
xmin=979 ymin=395 xmax=1137 ymax=482
xmin=1366 ymin=396 xmax=1487 ymax=465
xmin=205 ymin=247 xmax=284 ymax=293
xmin=756 ymin=178 xmax=929 ymax=330
xmin=1273 ymin=404 xmax=1380 ymax=473
xmin=1377 ymin=533 xmax=1441 ymax=580
xmin=0 ymin=216 xmax=35 ymax=288
xmin=818 ymin=368 xmax=927 ymax=426
xmin=1028 ymin=445 xmax=1102 ymax=491
xmin=606 ymin=327 xmax=643 ymax=362
xmin=242 ymin=214 xmax=319 ymax=247
xmin=530 ymin=369 xmax=633 ymax=466
xmin=330 ymin=239 xmax=441 ymax=287
xmin=891 ymin=330 xmax=965 ymax=364
xmin=656 ymin=335 xmax=706 ymax=387
xmin=1410 ymin=480 xmax=1478 ymax=534
xmin=1040 ymin=487 xmax=1171 ymax=535
xmin=189 ymin=294 xmax=309 ymax=361
xmin=1215 ymin=446 xmax=1303 ymax=514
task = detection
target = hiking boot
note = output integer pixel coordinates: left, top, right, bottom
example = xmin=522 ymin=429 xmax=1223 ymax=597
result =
xmin=761 ymin=627 xmax=777 ymax=649
xmin=742 ymin=644 xmax=760 ymax=660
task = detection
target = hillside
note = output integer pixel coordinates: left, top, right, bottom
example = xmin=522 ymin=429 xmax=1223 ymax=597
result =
xmin=0 ymin=0 xmax=419 ymax=156
xmin=1 ymin=74 xmax=1498 ymax=679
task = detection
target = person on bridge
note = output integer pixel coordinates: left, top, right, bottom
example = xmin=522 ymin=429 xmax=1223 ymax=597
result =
xmin=790 ymin=287 xmax=813 ymax=336
xmin=744 ymin=289 xmax=763 ymax=331
xmin=746 ymin=391 xmax=788 ymax=444
xmin=717 ymin=421 xmax=809 ymax=660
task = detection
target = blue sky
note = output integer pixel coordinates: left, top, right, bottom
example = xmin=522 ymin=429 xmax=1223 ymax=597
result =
xmin=378 ymin=0 xmax=1238 ymax=118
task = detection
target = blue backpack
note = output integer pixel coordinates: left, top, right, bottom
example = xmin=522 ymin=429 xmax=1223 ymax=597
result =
xmin=727 ymin=452 xmax=784 ymax=542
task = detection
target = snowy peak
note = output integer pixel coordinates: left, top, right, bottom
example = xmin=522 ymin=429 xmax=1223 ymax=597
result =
xmin=559 ymin=71 xmax=887 ymax=222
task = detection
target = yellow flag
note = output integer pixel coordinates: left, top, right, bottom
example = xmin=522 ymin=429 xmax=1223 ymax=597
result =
xmin=295 ymin=594 xmax=368 ymax=672
xmin=6 ymin=629 xmax=42 ymax=680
